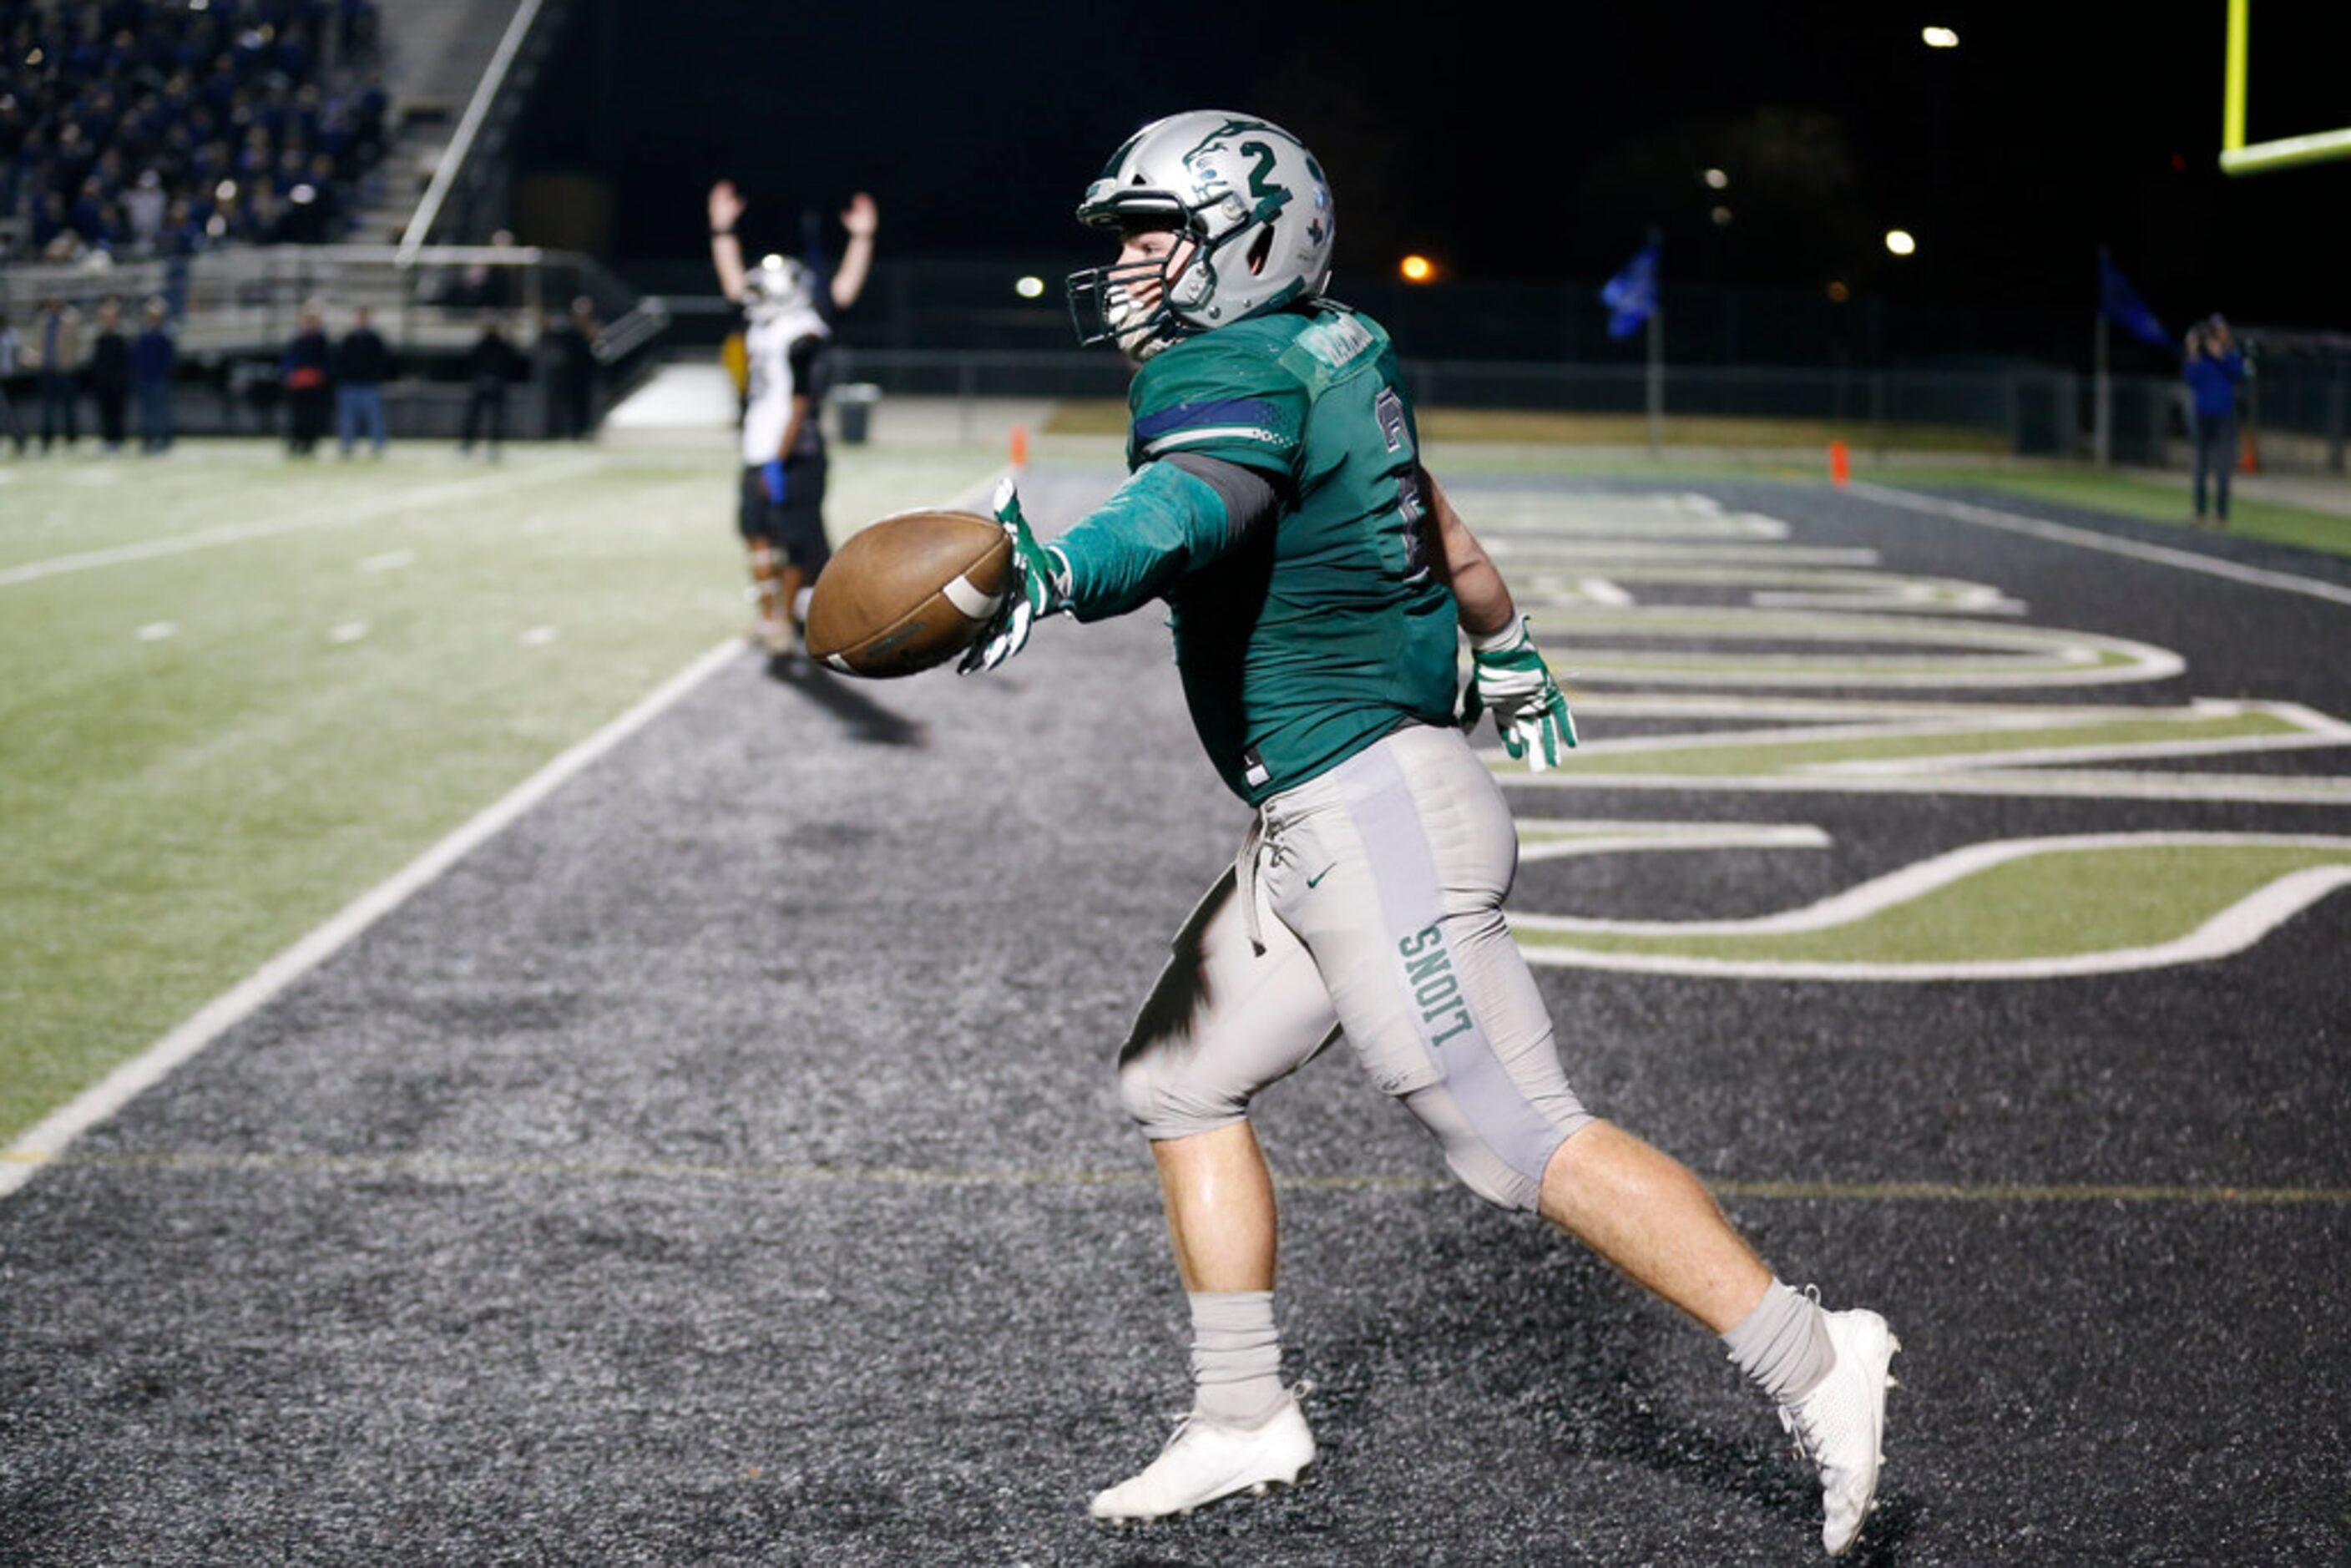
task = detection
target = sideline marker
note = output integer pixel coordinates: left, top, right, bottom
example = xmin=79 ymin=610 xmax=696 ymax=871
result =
xmin=1829 ymin=439 xmax=1852 ymax=487
xmin=1009 ymin=424 xmax=1029 ymax=468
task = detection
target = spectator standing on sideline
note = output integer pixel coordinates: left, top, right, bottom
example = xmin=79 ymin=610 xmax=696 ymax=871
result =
xmin=282 ymin=308 xmax=333 ymax=456
xmin=34 ymin=298 xmax=83 ymax=453
xmin=131 ymin=299 xmax=177 ymax=453
xmin=458 ymin=317 xmax=525 ymax=459
xmin=706 ymin=184 xmax=878 ymax=657
xmin=546 ymin=296 xmax=601 ymax=440
xmin=87 ymin=298 xmax=132 ymax=453
xmin=2183 ymin=316 xmax=2248 ymax=529
xmin=336 ymin=306 xmax=392 ymax=457
xmin=0 ymin=313 xmax=28 ymax=456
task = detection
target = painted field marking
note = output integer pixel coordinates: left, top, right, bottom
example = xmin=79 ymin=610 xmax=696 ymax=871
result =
xmin=359 ymin=550 xmax=417 ymax=573
xmin=1509 ymin=832 xmax=2351 ymax=979
xmin=1504 ymin=561 xmax=2021 ymax=615
xmin=1853 ymin=482 xmax=2351 ymax=608
xmin=1489 ymin=542 xmax=1883 ymax=567
xmin=1497 ymin=762 xmax=2351 ymax=807
xmin=134 ymin=621 xmax=177 ymax=642
xmin=1536 ymin=607 xmax=2182 ymax=687
xmin=1574 ymin=576 xmax=1635 ymax=606
xmin=1547 ymin=697 xmax=2347 ymax=775
xmin=10 ymin=1146 xmax=2345 ymax=1206
xmin=0 ymin=459 xmax=600 ymax=590
xmin=1511 ymin=563 xmax=2022 ymax=615
xmin=0 ymin=636 xmax=748 ymax=1202
xmin=1518 ymin=818 xmax=1831 ymax=862
xmin=1472 ymin=500 xmax=1788 ymax=539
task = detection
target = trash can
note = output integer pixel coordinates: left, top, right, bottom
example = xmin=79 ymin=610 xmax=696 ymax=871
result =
xmin=836 ymin=382 xmax=881 ymax=445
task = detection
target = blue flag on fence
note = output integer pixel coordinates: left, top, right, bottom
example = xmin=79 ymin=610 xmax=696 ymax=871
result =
xmin=1601 ymin=241 xmax=1660 ymax=340
xmin=2097 ymin=249 xmax=2172 ymax=349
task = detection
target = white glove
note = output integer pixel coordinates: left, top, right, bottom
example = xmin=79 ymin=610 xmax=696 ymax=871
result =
xmin=1459 ymin=616 xmax=1577 ymax=771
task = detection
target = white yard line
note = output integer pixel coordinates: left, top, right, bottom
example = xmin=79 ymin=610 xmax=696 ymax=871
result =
xmin=1852 ymin=482 xmax=2351 ymax=609
xmin=0 ymin=636 xmax=746 ymax=1201
xmin=0 ymin=463 xmax=595 ymax=590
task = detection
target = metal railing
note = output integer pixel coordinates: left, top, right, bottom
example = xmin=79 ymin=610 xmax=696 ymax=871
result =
xmin=397 ymin=0 xmax=558 ymax=264
xmin=0 ymin=243 xmax=664 ymax=362
xmin=801 ymin=349 xmax=2341 ymax=472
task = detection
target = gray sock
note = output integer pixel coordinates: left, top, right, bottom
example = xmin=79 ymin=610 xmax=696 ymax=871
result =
xmin=1189 ymin=1290 xmax=1286 ymax=1427
xmin=1722 ymin=1280 xmax=1835 ymax=1405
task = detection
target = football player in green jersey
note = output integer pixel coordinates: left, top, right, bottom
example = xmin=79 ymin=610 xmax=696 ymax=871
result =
xmin=962 ymin=111 xmax=1897 ymax=1555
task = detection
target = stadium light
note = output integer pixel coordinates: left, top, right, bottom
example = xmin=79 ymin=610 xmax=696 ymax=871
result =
xmin=1399 ymin=255 xmax=1438 ymax=284
xmin=1827 ymin=280 xmax=1851 ymax=303
xmin=1922 ymin=26 xmax=1959 ymax=48
xmin=1703 ymin=168 xmax=1729 ymax=190
xmin=1710 ymin=206 xmax=1733 ymax=227
xmin=1014 ymin=276 xmax=1045 ymax=300
xmin=1884 ymin=229 xmax=1917 ymax=256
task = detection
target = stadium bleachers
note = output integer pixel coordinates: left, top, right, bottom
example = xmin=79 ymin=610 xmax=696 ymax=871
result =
xmin=2 ymin=0 xmax=392 ymax=260
xmin=0 ymin=0 xmax=665 ymax=438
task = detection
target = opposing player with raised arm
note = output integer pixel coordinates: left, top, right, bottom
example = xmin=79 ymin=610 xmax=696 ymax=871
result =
xmin=709 ymin=183 xmax=878 ymax=658
xmin=961 ymin=112 xmax=1898 ymax=1556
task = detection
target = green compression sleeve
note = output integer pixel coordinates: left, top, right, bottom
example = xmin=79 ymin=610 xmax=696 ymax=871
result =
xmin=1050 ymin=461 xmax=1239 ymax=623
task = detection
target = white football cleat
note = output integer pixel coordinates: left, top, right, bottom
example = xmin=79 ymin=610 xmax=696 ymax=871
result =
xmin=1780 ymin=1308 xmax=1900 ymax=1556
xmin=1089 ymin=1394 xmax=1315 ymax=1523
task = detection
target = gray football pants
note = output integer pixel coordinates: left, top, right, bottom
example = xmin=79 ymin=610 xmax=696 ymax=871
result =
xmin=1118 ymin=723 xmax=1592 ymax=1211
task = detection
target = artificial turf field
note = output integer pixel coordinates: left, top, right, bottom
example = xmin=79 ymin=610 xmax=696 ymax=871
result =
xmin=3 ymin=435 xmax=2347 ymax=1563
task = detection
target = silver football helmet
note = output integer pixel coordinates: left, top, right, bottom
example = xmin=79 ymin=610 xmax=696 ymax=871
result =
xmin=1067 ymin=110 xmax=1336 ymax=361
xmin=742 ymin=253 xmax=815 ymax=320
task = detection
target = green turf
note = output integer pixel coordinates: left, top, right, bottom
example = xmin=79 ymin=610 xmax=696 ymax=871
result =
xmin=0 ymin=440 xmax=996 ymax=1142
xmin=1885 ymin=466 xmax=2351 ymax=559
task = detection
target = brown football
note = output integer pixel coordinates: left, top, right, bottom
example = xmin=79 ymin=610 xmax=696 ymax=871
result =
xmin=803 ymin=508 xmax=1013 ymax=677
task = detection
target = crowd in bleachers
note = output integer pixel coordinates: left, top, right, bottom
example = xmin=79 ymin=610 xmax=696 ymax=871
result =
xmin=0 ymin=0 xmax=390 ymax=261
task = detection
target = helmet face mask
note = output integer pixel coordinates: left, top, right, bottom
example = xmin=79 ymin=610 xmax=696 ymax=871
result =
xmin=742 ymin=253 xmax=815 ymax=321
xmin=1066 ymin=111 xmax=1335 ymax=362
xmin=1093 ymin=253 xmax=1180 ymax=362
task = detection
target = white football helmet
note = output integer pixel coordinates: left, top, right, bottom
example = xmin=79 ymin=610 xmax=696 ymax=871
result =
xmin=742 ymin=253 xmax=815 ymax=320
xmin=1067 ymin=110 xmax=1336 ymax=361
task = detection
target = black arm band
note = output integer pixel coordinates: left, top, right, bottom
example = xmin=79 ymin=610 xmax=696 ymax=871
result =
xmin=1162 ymin=452 xmax=1281 ymax=549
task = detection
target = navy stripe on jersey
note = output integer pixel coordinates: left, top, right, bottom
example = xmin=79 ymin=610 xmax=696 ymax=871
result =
xmin=1135 ymin=397 xmax=1285 ymax=449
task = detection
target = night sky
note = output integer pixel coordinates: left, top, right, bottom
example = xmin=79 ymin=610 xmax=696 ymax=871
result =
xmin=522 ymin=2 xmax=2349 ymax=329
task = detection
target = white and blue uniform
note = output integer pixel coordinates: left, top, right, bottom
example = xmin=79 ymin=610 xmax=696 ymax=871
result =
xmin=737 ymin=297 xmax=834 ymax=570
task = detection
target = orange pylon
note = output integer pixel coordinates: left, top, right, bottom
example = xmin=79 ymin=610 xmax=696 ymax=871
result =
xmin=1009 ymin=424 xmax=1029 ymax=468
xmin=1829 ymin=439 xmax=1851 ymax=487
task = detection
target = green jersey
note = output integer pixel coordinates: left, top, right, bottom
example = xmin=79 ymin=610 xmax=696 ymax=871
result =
xmin=1057 ymin=303 xmax=1458 ymax=804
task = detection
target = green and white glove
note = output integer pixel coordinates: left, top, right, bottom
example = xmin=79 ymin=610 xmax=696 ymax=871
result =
xmin=1459 ymin=615 xmax=1577 ymax=771
xmin=959 ymin=476 xmax=1066 ymax=674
